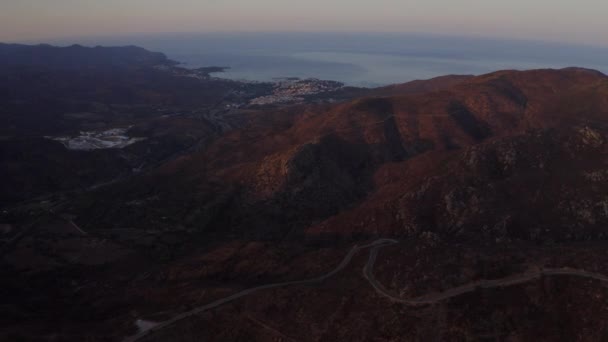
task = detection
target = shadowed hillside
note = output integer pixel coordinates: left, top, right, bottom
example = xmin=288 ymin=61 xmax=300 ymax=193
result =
xmin=4 ymin=64 xmax=608 ymax=342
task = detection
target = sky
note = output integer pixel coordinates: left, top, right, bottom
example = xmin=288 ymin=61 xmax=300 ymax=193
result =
xmin=1 ymin=0 xmax=607 ymax=46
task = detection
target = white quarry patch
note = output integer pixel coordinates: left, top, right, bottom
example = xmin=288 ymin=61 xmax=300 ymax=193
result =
xmin=47 ymin=127 xmax=146 ymax=151
xmin=135 ymin=319 xmax=158 ymax=333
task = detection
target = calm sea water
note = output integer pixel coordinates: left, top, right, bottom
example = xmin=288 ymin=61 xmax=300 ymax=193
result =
xmin=55 ymin=33 xmax=608 ymax=87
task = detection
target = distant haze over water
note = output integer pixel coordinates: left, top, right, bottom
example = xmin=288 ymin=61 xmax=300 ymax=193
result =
xmin=53 ymin=33 xmax=608 ymax=87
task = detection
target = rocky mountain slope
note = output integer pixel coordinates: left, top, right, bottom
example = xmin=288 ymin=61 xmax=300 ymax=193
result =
xmin=71 ymin=68 xmax=608 ymax=240
xmin=3 ymin=64 xmax=608 ymax=341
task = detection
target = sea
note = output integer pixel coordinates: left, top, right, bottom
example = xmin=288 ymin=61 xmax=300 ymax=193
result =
xmin=52 ymin=32 xmax=608 ymax=88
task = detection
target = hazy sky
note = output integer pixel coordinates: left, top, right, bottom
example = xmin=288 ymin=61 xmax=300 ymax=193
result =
xmin=1 ymin=0 xmax=607 ymax=46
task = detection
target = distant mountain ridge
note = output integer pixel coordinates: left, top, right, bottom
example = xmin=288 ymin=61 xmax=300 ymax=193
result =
xmin=0 ymin=43 xmax=176 ymax=69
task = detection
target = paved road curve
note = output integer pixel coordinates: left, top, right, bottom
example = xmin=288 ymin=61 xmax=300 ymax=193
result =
xmin=125 ymin=238 xmax=608 ymax=341
xmin=364 ymin=241 xmax=608 ymax=305
xmin=124 ymin=239 xmax=397 ymax=342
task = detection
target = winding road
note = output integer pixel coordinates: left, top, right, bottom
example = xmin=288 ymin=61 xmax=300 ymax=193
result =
xmin=125 ymin=238 xmax=608 ymax=342
xmin=124 ymin=239 xmax=396 ymax=342
xmin=364 ymin=241 xmax=608 ymax=305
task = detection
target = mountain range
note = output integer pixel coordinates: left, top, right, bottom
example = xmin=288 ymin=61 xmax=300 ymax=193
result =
xmin=2 ymin=44 xmax=608 ymax=341
xmin=0 ymin=43 xmax=175 ymax=69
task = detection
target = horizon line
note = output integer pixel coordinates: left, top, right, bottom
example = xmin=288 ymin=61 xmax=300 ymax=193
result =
xmin=9 ymin=30 xmax=608 ymax=51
